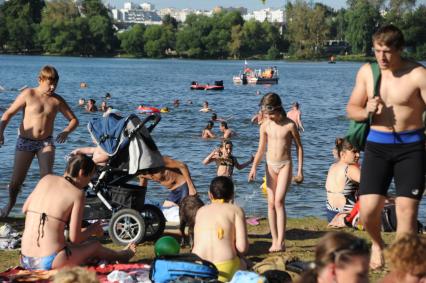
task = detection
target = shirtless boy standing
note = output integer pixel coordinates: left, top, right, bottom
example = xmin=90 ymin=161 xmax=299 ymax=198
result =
xmin=346 ymin=25 xmax=426 ymax=269
xmin=249 ymin=92 xmax=303 ymax=252
xmin=0 ymin=65 xmax=78 ymax=217
xmin=192 ymin=176 xmax=248 ymax=282
xmin=138 ymin=156 xmax=197 ymax=207
xmin=286 ymin=102 xmax=304 ymax=132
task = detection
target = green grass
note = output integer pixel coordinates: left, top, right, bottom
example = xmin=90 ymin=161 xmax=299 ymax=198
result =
xmin=0 ymin=216 xmax=395 ymax=281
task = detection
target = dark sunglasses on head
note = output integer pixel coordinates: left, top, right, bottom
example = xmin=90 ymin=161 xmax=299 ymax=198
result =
xmin=332 ymin=238 xmax=369 ymax=261
xmin=260 ymin=105 xmax=281 ymax=113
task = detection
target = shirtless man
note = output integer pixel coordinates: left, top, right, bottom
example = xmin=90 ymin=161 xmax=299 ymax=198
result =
xmin=0 ymin=65 xmax=78 ymax=217
xmin=138 ymin=156 xmax=197 ymax=207
xmin=287 ymin=102 xmax=304 ymax=132
xmin=192 ymin=176 xmax=248 ymax=283
xmin=219 ymin=121 xmax=235 ymax=139
xmin=346 ymin=25 xmax=426 ymax=269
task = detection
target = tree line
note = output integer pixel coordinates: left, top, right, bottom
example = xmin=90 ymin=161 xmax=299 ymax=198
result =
xmin=0 ymin=0 xmax=425 ymax=59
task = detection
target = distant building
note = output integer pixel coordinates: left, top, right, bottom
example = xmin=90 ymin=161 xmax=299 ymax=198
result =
xmin=323 ymin=40 xmax=351 ymax=55
xmin=111 ymin=1 xmax=161 ymax=24
xmin=158 ymin=8 xmax=193 ymax=22
xmin=212 ymin=6 xmax=248 ymax=15
xmin=244 ymin=8 xmax=285 ymax=24
xmin=140 ymin=2 xmax=154 ymax=11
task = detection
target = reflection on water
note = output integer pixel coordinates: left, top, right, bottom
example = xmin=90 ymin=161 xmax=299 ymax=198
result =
xmin=0 ymin=55 xmax=424 ymax=222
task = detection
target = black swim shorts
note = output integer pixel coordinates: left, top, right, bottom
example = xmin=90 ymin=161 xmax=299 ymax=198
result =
xmin=359 ymin=141 xmax=425 ymax=200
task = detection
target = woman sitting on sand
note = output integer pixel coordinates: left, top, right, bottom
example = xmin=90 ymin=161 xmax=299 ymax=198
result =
xmin=325 ymin=138 xmax=360 ymax=223
xmin=20 ymin=154 xmax=136 ymax=270
xmin=296 ymin=231 xmax=370 ymax=283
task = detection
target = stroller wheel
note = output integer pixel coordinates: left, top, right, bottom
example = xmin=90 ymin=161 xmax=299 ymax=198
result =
xmin=109 ymin=208 xmax=146 ymax=245
xmin=140 ymin=204 xmax=166 ymax=241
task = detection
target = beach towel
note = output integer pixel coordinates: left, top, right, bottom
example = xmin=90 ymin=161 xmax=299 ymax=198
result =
xmin=0 ymin=263 xmax=150 ymax=283
xmin=0 ymin=266 xmax=55 ymax=282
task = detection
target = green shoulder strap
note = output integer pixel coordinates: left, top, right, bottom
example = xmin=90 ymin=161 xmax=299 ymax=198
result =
xmin=371 ymin=62 xmax=381 ymax=97
xmin=369 ymin=62 xmax=381 ymax=123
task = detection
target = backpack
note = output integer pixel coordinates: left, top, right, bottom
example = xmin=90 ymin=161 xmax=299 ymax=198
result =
xmin=149 ymin=253 xmax=218 ymax=283
xmin=345 ymin=63 xmax=381 ymax=151
xmin=381 ymin=204 xmax=424 ymax=233
xmin=381 ymin=204 xmax=398 ymax=232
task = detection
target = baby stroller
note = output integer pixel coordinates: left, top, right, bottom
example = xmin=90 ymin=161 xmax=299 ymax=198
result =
xmin=82 ymin=112 xmax=166 ymax=245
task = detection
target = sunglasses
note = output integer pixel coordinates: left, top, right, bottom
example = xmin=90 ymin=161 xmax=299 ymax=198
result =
xmin=260 ymin=105 xmax=281 ymax=113
xmin=332 ymin=238 xmax=369 ymax=262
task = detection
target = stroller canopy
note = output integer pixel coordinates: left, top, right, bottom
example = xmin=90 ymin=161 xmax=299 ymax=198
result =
xmin=88 ymin=113 xmax=164 ymax=174
xmin=88 ymin=113 xmax=128 ymax=156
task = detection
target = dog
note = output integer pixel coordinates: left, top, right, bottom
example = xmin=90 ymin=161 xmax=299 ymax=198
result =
xmin=179 ymin=195 xmax=204 ymax=248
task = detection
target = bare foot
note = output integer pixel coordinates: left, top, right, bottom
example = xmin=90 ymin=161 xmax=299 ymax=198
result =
xmin=370 ymin=244 xmax=384 ymax=270
xmin=268 ymin=243 xmax=285 ymax=253
xmin=119 ymin=242 xmax=137 ymax=262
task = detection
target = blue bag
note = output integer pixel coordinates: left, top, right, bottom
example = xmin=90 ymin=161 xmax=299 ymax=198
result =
xmin=149 ymin=253 xmax=219 ymax=283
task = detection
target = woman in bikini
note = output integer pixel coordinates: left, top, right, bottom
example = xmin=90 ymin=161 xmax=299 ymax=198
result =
xmin=20 ymin=154 xmax=136 ymax=270
xmin=248 ymin=92 xmax=303 ymax=252
xmin=192 ymin=176 xmax=248 ymax=282
xmin=203 ymin=140 xmax=253 ymax=178
xmin=325 ymin=138 xmax=360 ymax=223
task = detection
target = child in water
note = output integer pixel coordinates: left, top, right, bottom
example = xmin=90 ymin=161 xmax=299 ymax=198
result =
xmin=203 ymin=140 xmax=254 ymax=178
xmin=248 ymin=92 xmax=304 ymax=252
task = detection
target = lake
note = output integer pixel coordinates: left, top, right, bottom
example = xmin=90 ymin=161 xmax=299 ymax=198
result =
xmin=0 ymin=55 xmax=424 ymax=222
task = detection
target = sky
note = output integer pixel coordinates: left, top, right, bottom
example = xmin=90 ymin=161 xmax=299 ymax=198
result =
xmin=105 ymin=0 xmax=426 ymax=11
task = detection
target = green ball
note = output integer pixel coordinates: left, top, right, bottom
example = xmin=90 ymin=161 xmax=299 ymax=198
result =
xmin=155 ymin=236 xmax=180 ymax=256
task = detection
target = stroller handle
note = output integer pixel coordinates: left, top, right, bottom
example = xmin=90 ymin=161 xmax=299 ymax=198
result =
xmin=129 ymin=112 xmax=161 ymax=138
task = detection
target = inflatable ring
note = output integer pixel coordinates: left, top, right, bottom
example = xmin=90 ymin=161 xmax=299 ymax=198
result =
xmin=137 ymin=106 xmax=160 ymax=113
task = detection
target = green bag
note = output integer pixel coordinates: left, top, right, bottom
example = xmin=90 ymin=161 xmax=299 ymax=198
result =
xmin=345 ymin=63 xmax=381 ymax=150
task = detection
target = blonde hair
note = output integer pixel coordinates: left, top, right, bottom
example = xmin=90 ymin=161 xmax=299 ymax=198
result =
xmin=386 ymin=234 xmax=426 ymax=276
xmin=39 ymin=65 xmax=59 ymax=84
xmin=53 ymin=266 xmax=99 ymax=283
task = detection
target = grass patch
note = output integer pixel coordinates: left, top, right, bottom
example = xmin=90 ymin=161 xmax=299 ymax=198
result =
xmin=0 ymin=216 xmax=395 ymax=281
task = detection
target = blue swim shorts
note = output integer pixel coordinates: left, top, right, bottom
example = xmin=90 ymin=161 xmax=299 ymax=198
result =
xmin=167 ymin=183 xmax=189 ymax=205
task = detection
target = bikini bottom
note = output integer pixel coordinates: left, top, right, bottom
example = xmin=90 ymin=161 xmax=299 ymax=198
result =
xmin=214 ymin=256 xmax=241 ymax=282
xmin=266 ymin=159 xmax=290 ymax=174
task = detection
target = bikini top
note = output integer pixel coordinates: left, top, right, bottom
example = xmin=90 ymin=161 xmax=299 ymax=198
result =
xmin=217 ymin=156 xmax=236 ymax=176
xmin=326 ymin=165 xmax=359 ymax=198
xmin=26 ymin=176 xmax=74 ymax=247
